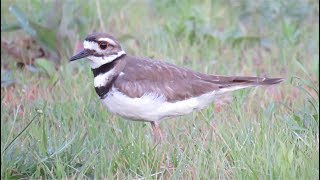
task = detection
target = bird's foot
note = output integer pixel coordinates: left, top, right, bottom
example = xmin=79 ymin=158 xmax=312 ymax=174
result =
xmin=151 ymin=121 xmax=163 ymax=143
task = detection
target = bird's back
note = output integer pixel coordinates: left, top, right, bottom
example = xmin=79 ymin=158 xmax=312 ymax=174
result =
xmin=113 ymin=55 xmax=283 ymax=102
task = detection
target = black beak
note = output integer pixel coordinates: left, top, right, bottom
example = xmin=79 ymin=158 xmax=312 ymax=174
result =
xmin=69 ymin=49 xmax=92 ymax=61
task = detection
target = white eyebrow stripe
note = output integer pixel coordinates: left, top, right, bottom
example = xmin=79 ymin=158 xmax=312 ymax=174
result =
xmin=83 ymin=41 xmax=106 ymax=54
xmin=97 ymin=38 xmax=116 ymax=46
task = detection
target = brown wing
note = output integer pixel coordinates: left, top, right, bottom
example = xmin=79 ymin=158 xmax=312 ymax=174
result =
xmin=113 ymin=56 xmax=221 ymax=102
xmin=113 ymin=56 xmax=283 ymax=102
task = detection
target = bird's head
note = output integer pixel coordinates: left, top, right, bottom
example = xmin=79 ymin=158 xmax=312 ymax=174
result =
xmin=69 ymin=33 xmax=126 ymax=68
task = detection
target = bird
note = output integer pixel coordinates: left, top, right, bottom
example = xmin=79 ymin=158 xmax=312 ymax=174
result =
xmin=69 ymin=32 xmax=283 ymax=142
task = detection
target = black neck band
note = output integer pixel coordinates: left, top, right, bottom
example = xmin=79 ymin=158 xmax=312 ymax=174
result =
xmin=91 ymin=54 xmax=126 ymax=77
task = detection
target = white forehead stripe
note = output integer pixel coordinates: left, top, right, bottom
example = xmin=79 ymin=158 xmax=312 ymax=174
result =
xmin=97 ymin=38 xmax=116 ymax=46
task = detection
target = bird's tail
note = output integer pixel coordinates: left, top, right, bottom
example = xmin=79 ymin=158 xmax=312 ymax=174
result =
xmin=208 ymin=76 xmax=284 ymax=94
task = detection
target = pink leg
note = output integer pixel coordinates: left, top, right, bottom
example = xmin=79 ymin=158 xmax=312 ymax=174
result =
xmin=151 ymin=122 xmax=163 ymax=143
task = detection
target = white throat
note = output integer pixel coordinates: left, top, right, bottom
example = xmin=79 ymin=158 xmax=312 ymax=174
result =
xmin=83 ymin=40 xmax=126 ymax=69
xmin=87 ymin=50 xmax=126 ymax=69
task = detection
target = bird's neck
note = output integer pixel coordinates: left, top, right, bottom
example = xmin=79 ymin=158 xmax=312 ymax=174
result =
xmin=91 ymin=54 xmax=126 ymax=76
xmin=91 ymin=54 xmax=127 ymax=98
xmin=88 ymin=50 xmax=126 ymax=69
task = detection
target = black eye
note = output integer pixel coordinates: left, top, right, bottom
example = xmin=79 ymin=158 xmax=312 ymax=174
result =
xmin=98 ymin=42 xmax=108 ymax=50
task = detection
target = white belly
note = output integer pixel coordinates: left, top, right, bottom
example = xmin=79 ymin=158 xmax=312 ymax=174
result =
xmin=101 ymin=87 xmax=217 ymax=122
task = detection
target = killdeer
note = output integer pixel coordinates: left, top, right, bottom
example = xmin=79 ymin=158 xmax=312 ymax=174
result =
xmin=70 ymin=33 xmax=283 ymax=142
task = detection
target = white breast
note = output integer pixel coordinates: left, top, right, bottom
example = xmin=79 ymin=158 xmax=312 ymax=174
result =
xmin=100 ymin=87 xmax=217 ymax=122
xmin=94 ymin=69 xmax=115 ymax=87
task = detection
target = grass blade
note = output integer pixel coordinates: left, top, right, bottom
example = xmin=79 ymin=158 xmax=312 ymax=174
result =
xmin=2 ymin=104 xmax=46 ymax=154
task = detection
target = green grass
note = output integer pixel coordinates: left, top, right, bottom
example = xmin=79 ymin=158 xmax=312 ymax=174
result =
xmin=1 ymin=0 xmax=319 ymax=179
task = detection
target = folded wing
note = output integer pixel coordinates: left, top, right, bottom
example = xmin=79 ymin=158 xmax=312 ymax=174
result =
xmin=114 ymin=56 xmax=283 ymax=102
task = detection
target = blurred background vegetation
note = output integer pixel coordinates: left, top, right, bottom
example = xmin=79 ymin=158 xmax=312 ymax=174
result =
xmin=1 ymin=0 xmax=319 ymax=179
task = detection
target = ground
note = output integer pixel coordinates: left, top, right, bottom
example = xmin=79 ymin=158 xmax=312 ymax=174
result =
xmin=1 ymin=0 xmax=319 ymax=179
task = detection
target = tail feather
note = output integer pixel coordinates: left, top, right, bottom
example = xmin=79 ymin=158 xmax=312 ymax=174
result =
xmin=213 ymin=76 xmax=284 ymax=94
xmin=258 ymin=77 xmax=284 ymax=85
